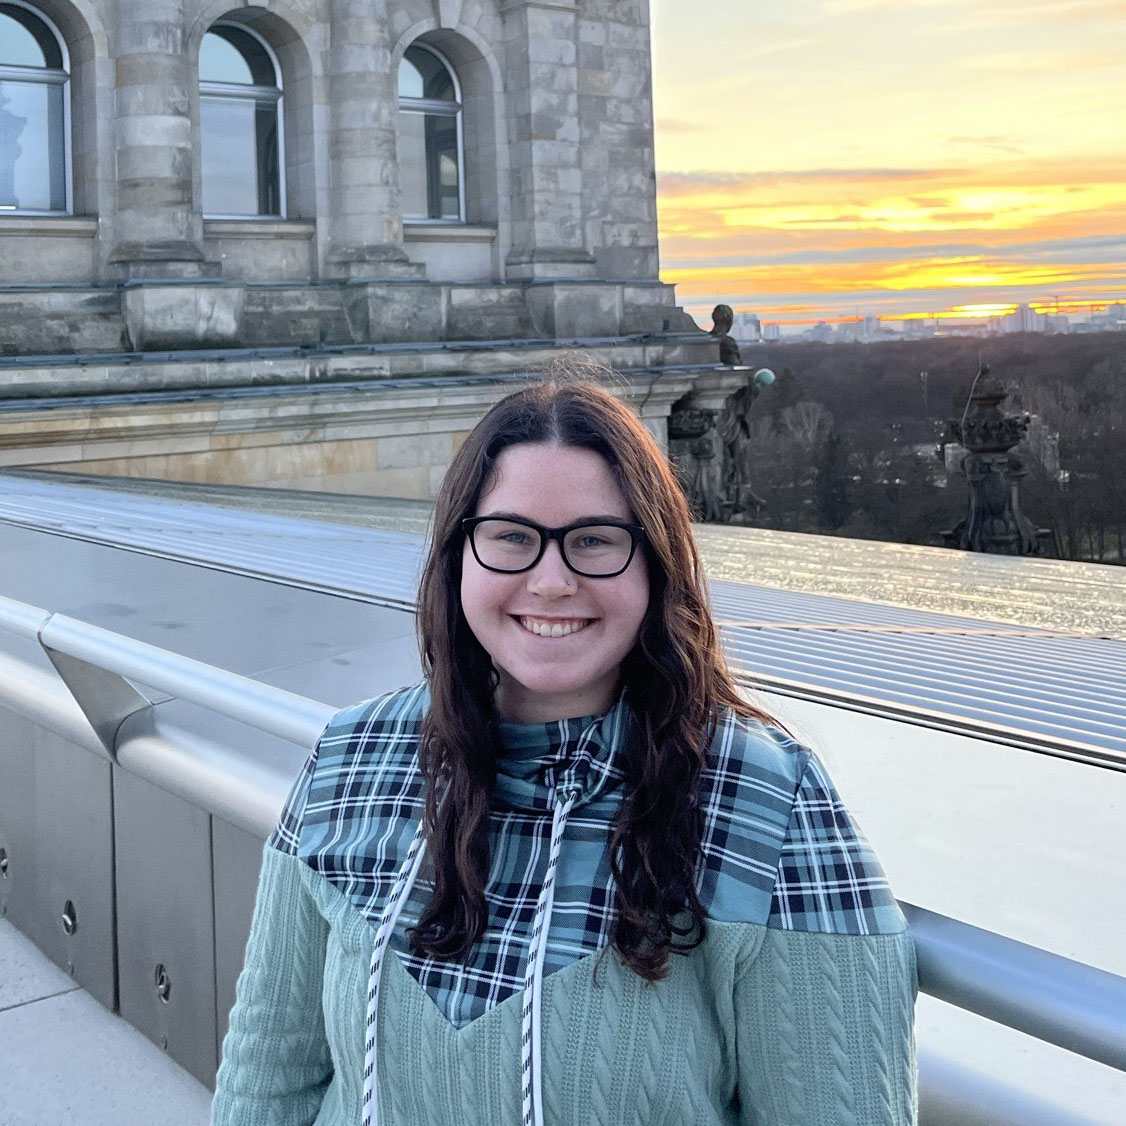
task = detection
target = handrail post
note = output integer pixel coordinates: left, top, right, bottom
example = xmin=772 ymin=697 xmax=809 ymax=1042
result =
xmin=41 ymin=617 xmax=153 ymax=759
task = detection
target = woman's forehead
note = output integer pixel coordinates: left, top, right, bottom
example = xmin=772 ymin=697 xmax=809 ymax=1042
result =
xmin=476 ymin=442 xmax=633 ymax=520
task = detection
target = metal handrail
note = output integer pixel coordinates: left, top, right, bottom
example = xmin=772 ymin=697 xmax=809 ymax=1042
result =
xmin=0 ymin=589 xmax=334 ymax=757
xmin=904 ymin=903 xmax=1126 ymax=1072
xmin=2 ymin=592 xmax=1125 ymax=1080
xmin=38 ymin=610 xmax=334 ymax=750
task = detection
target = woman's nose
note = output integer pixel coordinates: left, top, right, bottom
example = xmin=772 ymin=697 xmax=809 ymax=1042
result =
xmin=526 ymin=540 xmax=575 ymax=593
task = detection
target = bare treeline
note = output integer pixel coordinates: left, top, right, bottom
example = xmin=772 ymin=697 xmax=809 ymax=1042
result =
xmin=734 ymin=332 xmax=1126 ymax=565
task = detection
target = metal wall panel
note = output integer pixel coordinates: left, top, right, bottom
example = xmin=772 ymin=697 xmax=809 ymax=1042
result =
xmin=30 ymin=724 xmax=116 ymax=1011
xmin=0 ymin=708 xmax=116 ymax=1009
xmin=0 ymin=707 xmax=35 ymax=930
xmin=211 ymin=816 xmax=267 ymax=1072
xmin=114 ymin=767 xmax=217 ymax=1087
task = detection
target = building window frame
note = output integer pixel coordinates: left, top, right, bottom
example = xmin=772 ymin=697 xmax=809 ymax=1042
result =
xmin=199 ymin=21 xmax=286 ymax=220
xmin=0 ymin=0 xmax=71 ymax=215
xmin=398 ymin=42 xmax=465 ymax=225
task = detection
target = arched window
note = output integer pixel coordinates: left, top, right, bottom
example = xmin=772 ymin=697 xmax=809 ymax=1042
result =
xmin=0 ymin=1 xmax=68 ymax=213
xmin=398 ymin=44 xmax=463 ymax=222
xmin=199 ymin=24 xmax=283 ymax=217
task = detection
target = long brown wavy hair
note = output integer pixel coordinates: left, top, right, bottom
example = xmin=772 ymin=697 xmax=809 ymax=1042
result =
xmin=411 ymin=378 xmax=773 ymax=980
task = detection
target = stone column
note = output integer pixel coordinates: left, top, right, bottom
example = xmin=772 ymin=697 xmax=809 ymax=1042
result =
xmin=324 ymin=0 xmax=422 ymax=279
xmin=501 ymin=0 xmax=596 ymax=280
xmin=576 ymin=2 xmax=660 ymax=282
xmin=106 ymin=0 xmax=205 ymax=276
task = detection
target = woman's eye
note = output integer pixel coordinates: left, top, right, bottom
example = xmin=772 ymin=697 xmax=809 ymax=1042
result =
xmin=489 ymin=528 xmax=534 ymax=547
xmin=574 ymin=534 xmax=609 ymax=549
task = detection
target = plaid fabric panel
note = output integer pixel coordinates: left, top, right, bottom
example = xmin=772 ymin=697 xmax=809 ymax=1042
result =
xmin=393 ymin=703 xmax=630 ymax=1028
xmin=696 ymin=714 xmax=808 ymax=924
xmin=267 ymin=683 xmax=900 ymax=1028
xmin=767 ymin=752 xmax=903 ymax=935
xmin=270 ymin=737 xmax=322 ymax=855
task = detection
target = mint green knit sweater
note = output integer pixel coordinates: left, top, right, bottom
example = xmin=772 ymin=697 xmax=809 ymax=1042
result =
xmin=213 ymin=689 xmax=917 ymax=1125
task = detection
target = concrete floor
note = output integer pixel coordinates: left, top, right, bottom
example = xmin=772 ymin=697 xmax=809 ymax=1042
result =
xmin=0 ymin=920 xmax=211 ymax=1126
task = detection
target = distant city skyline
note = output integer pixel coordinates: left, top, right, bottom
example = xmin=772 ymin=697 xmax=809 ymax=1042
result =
xmin=649 ymin=0 xmax=1126 ymax=330
xmin=728 ymin=299 xmax=1126 ymax=341
xmin=725 ymin=301 xmax=1121 ymax=344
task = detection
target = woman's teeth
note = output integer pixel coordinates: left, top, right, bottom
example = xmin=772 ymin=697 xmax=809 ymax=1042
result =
xmin=519 ymin=617 xmax=590 ymax=638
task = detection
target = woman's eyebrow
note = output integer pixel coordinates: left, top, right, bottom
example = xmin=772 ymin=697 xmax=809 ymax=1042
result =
xmin=477 ymin=510 xmax=627 ymax=524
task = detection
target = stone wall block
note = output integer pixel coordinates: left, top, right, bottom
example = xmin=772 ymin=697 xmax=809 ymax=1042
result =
xmin=529 ymin=61 xmax=577 ymax=95
xmin=607 ymin=21 xmax=646 ymax=49
xmin=122 ymin=284 xmax=246 ymax=351
xmin=578 ymin=69 xmax=610 ymax=97
xmin=116 ymin=15 xmax=184 ymax=52
xmin=375 ymin=431 xmax=452 ymax=470
xmin=115 ymin=142 xmax=193 ymax=187
xmin=0 ymin=225 xmax=99 ymax=286
xmin=116 ymin=114 xmax=192 ymax=150
xmin=606 ymin=99 xmax=645 ymax=126
xmin=609 ymin=70 xmax=646 ymax=100
xmin=114 ymin=75 xmax=191 ymax=118
xmin=577 ymin=20 xmax=607 ymax=46
xmin=526 ymin=282 xmax=623 ymax=338
xmin=365 ymin=283 xmax=445 ymax=342
xmin=445 ymin=286 xmax=533 ymax=339
xmin=115 ymin=179 xmax=193 ymax=212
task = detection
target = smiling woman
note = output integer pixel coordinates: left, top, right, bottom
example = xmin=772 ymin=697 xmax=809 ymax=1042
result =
xmin=213 ymin=378 xmax=919 ymax=1126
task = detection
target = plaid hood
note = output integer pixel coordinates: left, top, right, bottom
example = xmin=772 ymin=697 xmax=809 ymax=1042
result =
xmin=493 ymin=699 xmax=630 ymax=813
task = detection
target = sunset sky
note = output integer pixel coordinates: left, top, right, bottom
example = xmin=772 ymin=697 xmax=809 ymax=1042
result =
xmin=650 ymin=0 xmax=1126 ymax=328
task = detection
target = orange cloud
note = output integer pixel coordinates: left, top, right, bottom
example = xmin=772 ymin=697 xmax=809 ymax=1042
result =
xmin=664 ymin=256 xmax=1125 ymax=298
xmin=656 ymin=157 xmax=1126 ymax=315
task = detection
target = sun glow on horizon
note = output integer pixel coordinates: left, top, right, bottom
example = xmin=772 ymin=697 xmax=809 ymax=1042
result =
xmin=650 ymin=0 xmax=1126 ymax=325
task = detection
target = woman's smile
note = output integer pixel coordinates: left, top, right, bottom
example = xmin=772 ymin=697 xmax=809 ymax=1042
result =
xmin=516 ymin=615 xmax=594 ymax=638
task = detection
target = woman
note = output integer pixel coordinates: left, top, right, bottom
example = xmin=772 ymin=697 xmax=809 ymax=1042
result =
xmin=213 ymin=379 xmax=917 ymax=1126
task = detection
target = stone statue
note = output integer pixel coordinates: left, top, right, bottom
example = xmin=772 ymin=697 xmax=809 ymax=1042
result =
xmin=668 ymin=366 xmax=775 ymax=522
xmin=710 ymin=304 xmax=742 ymax=366
xmin=942 ymin=367 xmax=1050 ymax=555
xmin=668 ymin=406 xmax=726 ymax=521
xmin=717 ymin=375 xmax=767 ymax=515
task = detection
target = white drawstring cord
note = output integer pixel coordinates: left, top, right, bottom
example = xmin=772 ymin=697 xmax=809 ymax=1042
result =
xmin=361 ymin=789 xmax=576 ymax=1126
xmin=362 ymin=821 xmax=428 ymax=1126
xmin=521 ymin=789 xmax=578 ymax=1126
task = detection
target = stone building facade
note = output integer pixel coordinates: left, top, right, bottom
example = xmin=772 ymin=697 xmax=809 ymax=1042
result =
xmin=0 ymin=0 xmax=741 ymax=499
xmin=0 ymin=0 xmax=694 ymax=353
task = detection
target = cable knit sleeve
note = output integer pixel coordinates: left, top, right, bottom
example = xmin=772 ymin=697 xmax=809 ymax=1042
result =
xmin=211 ymin=844 xmax=332 ymax=1126
xmin=733 ymin=751 xmax=918 ymax=1124
xmin=734 ymin=927 xmax=917 ymax=1124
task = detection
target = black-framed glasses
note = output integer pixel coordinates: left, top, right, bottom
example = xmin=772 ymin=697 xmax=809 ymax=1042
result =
xmin=462 ymin=516 xmax=646 ymax=578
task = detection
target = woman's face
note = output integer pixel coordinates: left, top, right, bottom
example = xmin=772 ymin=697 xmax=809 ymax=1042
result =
xmin=461 ymin=441 xmax=650 ymax=724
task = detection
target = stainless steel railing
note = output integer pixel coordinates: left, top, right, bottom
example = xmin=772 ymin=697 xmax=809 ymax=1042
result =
xmin=904 ymin=903 xmax=1126 ymax=1072
xmin=1 ymin=592 xmax=1124 ymax=1115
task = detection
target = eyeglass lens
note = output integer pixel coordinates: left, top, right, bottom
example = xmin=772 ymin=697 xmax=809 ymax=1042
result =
xmin=470 ymin=519 xmax=634 ymax=575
